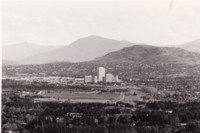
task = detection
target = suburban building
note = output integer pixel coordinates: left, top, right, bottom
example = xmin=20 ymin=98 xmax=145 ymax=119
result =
xmin=84 ymin=75 xmax=93 ymax=83
xmin=93 ymin=76 xmax=98 ymax=83
xmin=105 ymin=73 xmax=114 ymax=83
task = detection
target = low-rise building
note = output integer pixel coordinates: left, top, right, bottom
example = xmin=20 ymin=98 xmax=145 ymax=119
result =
xmin=84 ymin=75 xmax=93 ymax=83
xmin=93 ymin=76 xmax=98 ymax=83
xmin=105 ymin=73 xmax=114 ymax=83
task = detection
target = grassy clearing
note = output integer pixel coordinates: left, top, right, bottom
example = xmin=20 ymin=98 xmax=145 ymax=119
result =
xmin=42 ymin=91 xmax=121 ymax=101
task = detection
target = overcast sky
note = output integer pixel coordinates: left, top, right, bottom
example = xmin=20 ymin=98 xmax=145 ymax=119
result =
xmin=2 ymin=0 xmax=200 ymax=46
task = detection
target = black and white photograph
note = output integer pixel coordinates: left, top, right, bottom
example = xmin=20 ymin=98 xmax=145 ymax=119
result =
xmin=1 ymin=0 xmax=200 ymax=132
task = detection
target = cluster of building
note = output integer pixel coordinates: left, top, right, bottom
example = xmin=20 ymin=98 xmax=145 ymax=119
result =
xmin=84 ymin=67 xmax=121 ymax=83
xmin=4 ymin=67 xmax=122 ymax=85
xmin=4 ymin=75 xmax=84 ymax=84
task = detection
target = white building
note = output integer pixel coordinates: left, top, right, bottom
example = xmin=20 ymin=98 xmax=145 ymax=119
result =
xmin=75 ymin=78 xmax=84 ymax=84
xmin=112 ymin=75 xmax=120 ymax=82
xmin=97 ymin=67 xmax=106 ymax=82
xmin=105 ymin=73 xmax=114 ymax=83
xmin=93 ymin=76 xmax=98 ymax=83
xmin=84 ymin=75 xmax=93 ymax=83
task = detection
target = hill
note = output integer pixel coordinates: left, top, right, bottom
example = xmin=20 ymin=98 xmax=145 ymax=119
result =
xmin=3 ymin=44 xmax=200 ymax=93
xmin=2 ymin=42 xmax=59 ymax=61
xmin=95 ymin=45 xmax=200 ymax=64
xmin=177 ymin=39 xmax=200 ymax=53
xmin=20 ymin=36 xmax=134 ymax=64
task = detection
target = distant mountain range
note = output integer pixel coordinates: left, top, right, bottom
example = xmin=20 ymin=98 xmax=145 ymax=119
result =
xmin=19 ymin=36 xmax=134 ymax=64
xmin=3 ymin=44 xmax=200 ymax=79
xmin=2 ymin=36 xmax=200 ymax=65
xmin=2 ymin=42 xmax=59 ymax=62
xmin=177 ymin=39 xmax=200 ymax=53
xmin=3 ymin=37 xmax=200 ymax=79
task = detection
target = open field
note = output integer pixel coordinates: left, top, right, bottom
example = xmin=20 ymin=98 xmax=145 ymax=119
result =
xmin=39 ymin=91 xmax=123 ymax=103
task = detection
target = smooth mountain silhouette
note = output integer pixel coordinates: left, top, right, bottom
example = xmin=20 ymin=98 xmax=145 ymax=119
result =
xmin=2 ymin=42 xmax=59 ymax=61
xmin=177 ymin=39 xmax=200 ymax=53
xmin=20 ymin=36 xmax=134 ymax=64
xmin=95 ymin=45 xmax=200 ymax=64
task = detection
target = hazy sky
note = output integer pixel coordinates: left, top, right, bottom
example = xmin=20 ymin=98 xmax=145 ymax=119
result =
xmin=2 ymin=0 xmax=200 ymax=46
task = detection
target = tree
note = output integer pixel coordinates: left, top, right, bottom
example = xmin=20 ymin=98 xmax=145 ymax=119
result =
xmin=95 ymin=125 xmax=108 ymax=133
